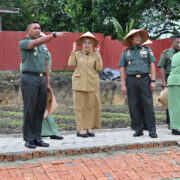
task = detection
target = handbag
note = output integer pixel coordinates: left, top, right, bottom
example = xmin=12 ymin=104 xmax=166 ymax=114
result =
xmin=158 ymin=87 xmax=168 ymax=109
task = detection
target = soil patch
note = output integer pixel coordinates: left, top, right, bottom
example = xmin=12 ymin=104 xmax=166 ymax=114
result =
xmin=0 ymin=104 xmax=166 ymax=134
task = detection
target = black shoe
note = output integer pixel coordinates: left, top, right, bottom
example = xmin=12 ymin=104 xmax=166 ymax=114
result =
xmin=77 ymin=131 xmax=88 ymax=138
xmin=133 ymin=131 xmax=143 ymax=137
xmin=87 ymin=130 xmax=95 ymax=137
xmin=34 ymin=139 xmax=49 ymax=147
xmin=172 ymin=129 xmax=180 ymax=135
xmin=50 ymin=135 xmax=64 ymax=140
xmin=149 ymin=132 xmax=158 ymax=138
xmin=25 ymin=141 xmax=36 ymax=149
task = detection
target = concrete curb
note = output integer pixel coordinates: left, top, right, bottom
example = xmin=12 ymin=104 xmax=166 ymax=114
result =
xmin=0 ymin=126 xmax=180 ymax=162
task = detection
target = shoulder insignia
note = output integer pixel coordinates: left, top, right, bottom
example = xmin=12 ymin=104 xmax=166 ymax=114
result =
xmin=148 ymin=48 xmax=154 ymax=56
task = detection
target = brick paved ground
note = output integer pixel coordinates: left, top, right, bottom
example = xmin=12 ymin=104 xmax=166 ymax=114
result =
xmin=0 ymin=148 xmax=180 ymax=180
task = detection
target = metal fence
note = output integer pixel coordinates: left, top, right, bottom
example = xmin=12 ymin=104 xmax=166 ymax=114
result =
xmin=0 ymin=31 xmax=172 ymax=77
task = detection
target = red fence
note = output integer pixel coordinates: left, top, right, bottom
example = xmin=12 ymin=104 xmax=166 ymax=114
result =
xmin=0 ymin=31 xmax=172 ymax=77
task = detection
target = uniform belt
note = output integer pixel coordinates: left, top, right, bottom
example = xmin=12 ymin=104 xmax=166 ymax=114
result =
xmin=23 ymin=71 xmax=46 ymax=77
xmin=127 ymin=73 xmax=149 ymax=78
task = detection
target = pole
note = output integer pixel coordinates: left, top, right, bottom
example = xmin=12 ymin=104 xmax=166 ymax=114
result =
xmin=0 ymin=14 xmax=2 ymax=31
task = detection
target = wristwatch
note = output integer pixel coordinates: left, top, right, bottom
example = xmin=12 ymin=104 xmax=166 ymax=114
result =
xmin=52 ymin=32 xmax=56 ymax=38
xmin=151 ymin=80 xmax=156 ymax=83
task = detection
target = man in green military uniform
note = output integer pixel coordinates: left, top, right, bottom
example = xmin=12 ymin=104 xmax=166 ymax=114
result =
xmin=119 ymin=29 xmax=158 ymax=138
xmin=19 ymin=20 xmax=66 ymax=149
xmin=158 ymin=34 xmax=180 ymax=131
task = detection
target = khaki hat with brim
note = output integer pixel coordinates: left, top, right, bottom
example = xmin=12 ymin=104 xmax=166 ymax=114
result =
xmin=158 ymin=87 xmax=168 ymax=109
xmin=43 ymin=88 xmax=58 ymax=120
xmin=76 ymin=31 xmax=99 ymax=46
xmin=142 ymin=39 xmax=153 ymax=45
xmin=122 ymin=29 xmax=149 ymax=47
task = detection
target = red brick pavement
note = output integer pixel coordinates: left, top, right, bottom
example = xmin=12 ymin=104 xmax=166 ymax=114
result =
xmin=0 ymin=148 xmax=180 ymax=180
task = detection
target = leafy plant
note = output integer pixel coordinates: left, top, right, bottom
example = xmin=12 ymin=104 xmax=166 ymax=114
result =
xmin=111 ymin=17 xmax=135 ymax=41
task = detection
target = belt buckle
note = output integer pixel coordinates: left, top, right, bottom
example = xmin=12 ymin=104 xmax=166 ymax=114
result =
xmin=136 ymin=74 xmax=141 ymax=78
xmin=39 ymin=73 xmax=43 ymax=77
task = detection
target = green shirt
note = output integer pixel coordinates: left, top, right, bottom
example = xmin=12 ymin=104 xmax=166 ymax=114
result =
xmin=158 ymin=47 xmax=179 ymax=74
xmin=19 ymin=36 xmax=49 ymax=73
xmin=167 ymin=52 xmax=180 ymax=86
xmin=118 ymin=45 xmax=156 ymax=75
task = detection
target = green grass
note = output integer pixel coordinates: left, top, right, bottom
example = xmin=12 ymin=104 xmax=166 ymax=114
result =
xmin=101 ymin=112 xmax=130 ymax=117
xmin=8 ymin=120 xmax=23 ymax=127
xmin=0 ymin=104 xmax=166 ymax=132
xmin=101 ymin=117 xmax=130 ymax=122
xmin=155 ymin=114 xmax=166 ymax=119
xmin=0 ymin=111 xmax=23 ymax=116
xmin=56 ymin=123 xmax=76 ymax=130
xmin=53 ymin=115 xmax=75 ymax=120
xmin=0 ymin=118 xmax=23 ymax=127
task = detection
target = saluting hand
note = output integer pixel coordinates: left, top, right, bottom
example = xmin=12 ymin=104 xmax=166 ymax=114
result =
xmin=95 ymin=45 xmax=100 ymax=55
xmin=72 ymin=41 xmax=77 ymax=52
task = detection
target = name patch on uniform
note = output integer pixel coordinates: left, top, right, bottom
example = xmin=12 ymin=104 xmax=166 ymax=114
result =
xmin=140 ymin=48 xmax=147 ymax=58
xmin=79 ymin=56 xmax=84 ymax=59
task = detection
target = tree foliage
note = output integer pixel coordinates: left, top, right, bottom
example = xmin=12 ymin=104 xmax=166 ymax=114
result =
xmin=0 ymin=0 xmax=35 ymax=31
xmin=0 ymin=0 xmax=179 ymax=39
xmin=111 ymin=17 xmax=135 ymax=41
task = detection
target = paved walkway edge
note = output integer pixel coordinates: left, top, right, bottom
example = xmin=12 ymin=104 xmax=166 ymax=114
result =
xmin=0 ymin=140 xmax=179 ymax=162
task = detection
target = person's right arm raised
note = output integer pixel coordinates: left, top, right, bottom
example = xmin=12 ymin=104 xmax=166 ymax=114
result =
xmin=28 ymin=32 xmax=66 ymax=49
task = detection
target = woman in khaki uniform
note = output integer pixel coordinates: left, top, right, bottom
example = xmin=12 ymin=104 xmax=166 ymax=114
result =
xmin=68 ymin=32 xmax=103 ymax=137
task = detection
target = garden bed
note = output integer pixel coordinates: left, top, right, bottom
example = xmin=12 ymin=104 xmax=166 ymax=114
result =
xmin=0 ymin=104 xmax=166 ymax=134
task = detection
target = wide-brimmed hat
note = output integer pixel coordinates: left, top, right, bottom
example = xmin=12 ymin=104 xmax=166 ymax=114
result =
xmin=142 ymin=39 xmax=153 ymax=45
xmin=43 ymin=88 xmax=58 ymax=120
xmin=122 ymin=29 xmax=149 ymax=47
xmin=76 ymin=31 xmax=99 ymax=46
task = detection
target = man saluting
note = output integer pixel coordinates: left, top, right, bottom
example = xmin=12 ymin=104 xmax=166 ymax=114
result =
xmin=19 ymin=20 xmax=66 ymax=149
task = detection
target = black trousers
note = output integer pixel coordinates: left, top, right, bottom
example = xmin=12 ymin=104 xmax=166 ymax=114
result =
xmin=126 ymin=75 xmax=156 ymax=133
xmin=21 ymin=74 xmax=47 ymax=142
xmin=165 ymin=74 xmax=170 ymax=125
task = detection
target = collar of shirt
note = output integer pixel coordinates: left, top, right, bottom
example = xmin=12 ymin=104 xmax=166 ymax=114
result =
xmin=129 ymin=45 xmax=142 ymax=50
xmin=81 ymin=49 xmax=94 ymax=56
